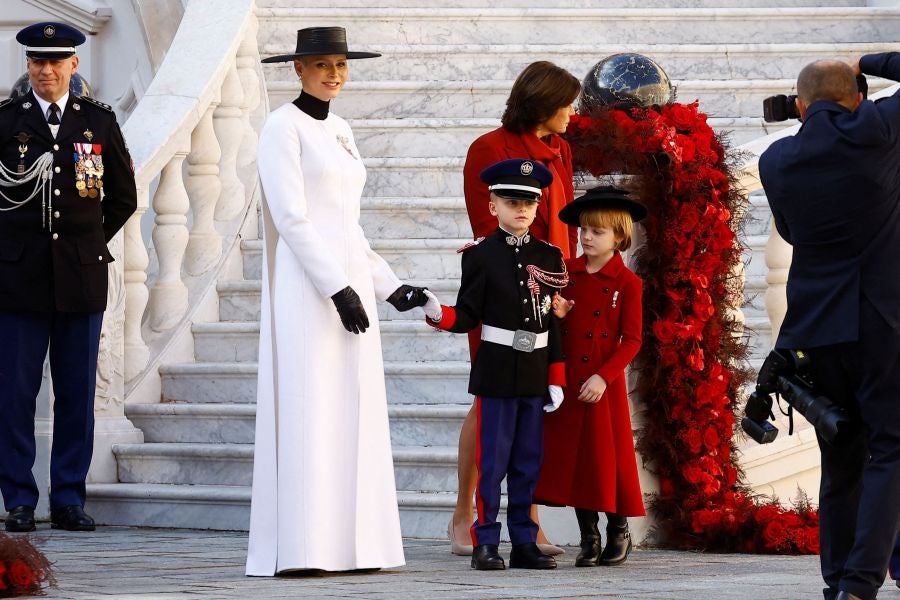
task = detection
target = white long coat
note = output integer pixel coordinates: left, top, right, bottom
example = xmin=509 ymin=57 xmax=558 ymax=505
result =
xmin=246 ymin=101 xmax=405 ymax=575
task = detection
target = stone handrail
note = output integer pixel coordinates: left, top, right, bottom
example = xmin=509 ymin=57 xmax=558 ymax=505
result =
xmin=87 ymin=0 xmax=265 ymax=484
xmin=737 ymin=82 xmax=899 ymax=341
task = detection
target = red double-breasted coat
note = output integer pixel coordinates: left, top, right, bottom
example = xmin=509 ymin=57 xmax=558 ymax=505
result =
xmin=533 ymin=253 xmax=646 ymax=515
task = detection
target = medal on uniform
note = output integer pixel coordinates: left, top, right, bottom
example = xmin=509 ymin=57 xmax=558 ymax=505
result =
xmin=73 ymin=142 xmax=104 ymax=198
xmin=15 ymin=132 xmax=30 ymax=174
xmin=84 ymin=130 xmax=93 ymax=141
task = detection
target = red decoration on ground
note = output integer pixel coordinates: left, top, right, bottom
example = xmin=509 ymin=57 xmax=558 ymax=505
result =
xmin=0 ymin=533 xmax=54 ymax=597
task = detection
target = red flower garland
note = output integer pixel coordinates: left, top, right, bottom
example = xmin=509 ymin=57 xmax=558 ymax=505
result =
xmin=565 ymin=102 xmax=819 ymax=553
xmin=0 ymin=533 xmax=54 ymax=597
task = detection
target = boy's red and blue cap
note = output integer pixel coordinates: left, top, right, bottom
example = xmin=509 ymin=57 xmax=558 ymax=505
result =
xmin=16 ymin=22 xmax=86 ymax=59
xmin=480 ymin=158 xmax=553 ymax=201
xmin=558 ymin=185 xmax=648 ymax=226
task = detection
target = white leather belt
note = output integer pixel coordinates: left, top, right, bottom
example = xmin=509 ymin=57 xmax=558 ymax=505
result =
xmin=481 ymin=325 xmax=548 ymax=353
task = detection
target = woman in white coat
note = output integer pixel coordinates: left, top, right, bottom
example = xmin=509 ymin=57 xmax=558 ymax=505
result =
xmin=246 ymin=27 xmax=427 ymax=576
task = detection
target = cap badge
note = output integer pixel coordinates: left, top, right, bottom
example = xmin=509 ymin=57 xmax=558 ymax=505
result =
xmin=44 ymin=25 xmax=56 ymax=38
xmin=520 ymin=161 xmax=534 ymax=176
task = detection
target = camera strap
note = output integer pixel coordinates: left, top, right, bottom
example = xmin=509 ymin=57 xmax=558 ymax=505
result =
xmin=775 ymin=393 xmax=796 ymax=436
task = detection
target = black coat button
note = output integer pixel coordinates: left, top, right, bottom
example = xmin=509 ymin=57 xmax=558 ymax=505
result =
xmin=593 ymin=310 xmax=601 ymax=317
xmin=602 ymin=332 xmax=609 ymax=338
xmin=581 ymin=356 xmax=589 ymax=363
xmin=603 ymin=287 xmax=609 ymax=293
xmin=586 ymin=332 xmax=593 ymax=339
xmin=562 ymin=329 xmax=568 ymax=336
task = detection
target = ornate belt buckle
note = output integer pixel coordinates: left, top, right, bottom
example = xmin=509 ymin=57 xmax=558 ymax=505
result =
xmin=512 ymin=329 xmax=537 ymax=353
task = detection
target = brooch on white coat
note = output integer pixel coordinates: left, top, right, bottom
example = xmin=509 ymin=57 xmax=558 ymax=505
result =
xmin=336 ymin=134 xmax=357 ymax=159
xmin=612 ymin=290 xmax=619 ymax=308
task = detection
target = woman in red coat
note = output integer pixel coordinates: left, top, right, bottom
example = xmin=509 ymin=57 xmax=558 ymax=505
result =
xmin=448 ymin=61 xmax=581 ymax=556
xmin=534 ymin=186 xmax=647 ymax=567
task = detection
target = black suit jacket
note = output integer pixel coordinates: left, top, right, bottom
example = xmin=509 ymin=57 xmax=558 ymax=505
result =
xmin=759 ymin=52 xmax=900 ymax=349
xmin=0 ymin=91 xmax=137 ymax=312
xmin=429 ymin=228 xmax=566 ymax=397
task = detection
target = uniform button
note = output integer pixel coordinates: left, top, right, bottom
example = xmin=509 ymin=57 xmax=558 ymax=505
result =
xmin=602 ymin=332 xmax=609 ymax=338
xmin=53 ymin=144 xmax=59 ymax=151
xmin=593 ymin=310 xmax=601 ymax=317
xmin=524 ymin=317 xmax=530 ymax=323
xmin=586 ymin=332 xmax=593 ymax=339
xmin=581 ymin=356 xmax=589 ymax=363
xmin=53 ymin=211 xmax=60 ymax=218
xmin=517 ymin=263 xmax=522 ymax=268
xmin=603 ymin=287 xmax=609 ymax=293
xmin=54 ymin=189 xmax=60 ymax=196
xmin=52 ymin=233 xmax=59 ymax=240
xmin=519 ymin=281 xmax=524 ymax=286
xmin=54 ymin=166 xmax=61 ymax=173
xmin=562 ymin=354 xmax=566 ymax=360
xmin=98 ymin=255 xmax=103 ymax=261
xmin=562 ymin=329 xmax=568 ymax=336
xmin=523 ymin=299 xmax=528 ymax=304
xmin=569 ymin=281 xmax=575 ymax=286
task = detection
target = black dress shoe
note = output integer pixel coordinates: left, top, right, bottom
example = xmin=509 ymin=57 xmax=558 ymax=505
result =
xmin=835 ymin=592 xmax=863 ymax=600
xmin=50 ymin=505 xmax=96 ymax=531
xmin=509 ymin=542 xmax=557 ymax=569
xmin=4 ymin=506 xmax=36 ymax=533
xmin=574 ymin=508 xmax=601 ymax=567
xmin=599 ymin=517 xmax=632 ymax=566
xmin=471 ymin=544 xmax=505 ymax=570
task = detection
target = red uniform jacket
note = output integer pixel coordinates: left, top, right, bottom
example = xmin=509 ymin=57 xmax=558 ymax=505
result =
xmin=533 ymin=253 xmax=646 ymax=515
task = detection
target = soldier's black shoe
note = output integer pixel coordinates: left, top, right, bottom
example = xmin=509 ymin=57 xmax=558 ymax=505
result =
xmin=509 ymin=542 xmax=557 ymax=569
xmin=835 ymin=593 xmax=863 ymax=600
xmin=599 ymin=519 xmax=632 ymax=566
xmin=471 ymin=544 xmax=505 ymax=570
xmin=4 ymin=506 xmax=36 ymax=532
xmin=50 ymin=505 xmax=96 ymax=531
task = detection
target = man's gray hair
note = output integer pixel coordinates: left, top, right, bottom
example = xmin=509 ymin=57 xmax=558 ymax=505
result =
xmin=797 ymin=60 xmax=858 ymax=105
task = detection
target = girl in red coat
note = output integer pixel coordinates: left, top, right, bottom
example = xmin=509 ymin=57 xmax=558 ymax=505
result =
xmin=533 ymin=186 xmax=647 ymax=567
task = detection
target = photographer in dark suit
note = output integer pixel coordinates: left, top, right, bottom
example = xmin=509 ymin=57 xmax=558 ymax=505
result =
xmin=759 ymin=53 xmax=900 ymax=600
xmin=0 ymin=22 xmax=136 ymax=533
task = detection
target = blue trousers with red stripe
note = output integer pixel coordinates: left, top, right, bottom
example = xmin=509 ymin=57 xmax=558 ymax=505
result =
xmin=0 ymin=309 xmax=103 ymax=510
xmin=471 ymin=395 xmax=544 ymax=547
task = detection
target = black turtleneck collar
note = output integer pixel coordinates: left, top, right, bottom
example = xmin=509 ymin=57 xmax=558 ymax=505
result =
xmin=292 ymin=91 xmax=330 ymax=121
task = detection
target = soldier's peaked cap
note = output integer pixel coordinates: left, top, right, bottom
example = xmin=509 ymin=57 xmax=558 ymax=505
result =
xmin=480 ymin=158 xmax=553 ymax=201
xmin=16 ymin=22 xmax=85 ymax=60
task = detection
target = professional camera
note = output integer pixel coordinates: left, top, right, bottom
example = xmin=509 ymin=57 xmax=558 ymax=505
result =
xmin=762 ymin=73 xmax=869 ymax=123
xmin=741 ymin=348 xmax=855 ymax=445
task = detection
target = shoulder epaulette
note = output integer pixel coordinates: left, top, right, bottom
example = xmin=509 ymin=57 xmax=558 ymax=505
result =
xmin=457 ymin=237 xmax=485 ymax=253
xmin=537 ymin=238 xmax=563 ymax=251
xmin=78 ymin=96 xmax=113 ymax=112
xmin=0 ymin=98 xmax=15 ymax=110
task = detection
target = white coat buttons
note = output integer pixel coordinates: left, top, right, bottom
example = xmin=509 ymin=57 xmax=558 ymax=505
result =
xmin=52 ymin=233 xmax=59 ymax=240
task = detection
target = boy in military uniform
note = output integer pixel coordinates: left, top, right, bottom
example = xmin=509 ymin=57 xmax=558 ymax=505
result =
xmin=423 ymin=158 xmax=567 ymax=570
xmin=0 ymin=22 xmax=137 ymax=532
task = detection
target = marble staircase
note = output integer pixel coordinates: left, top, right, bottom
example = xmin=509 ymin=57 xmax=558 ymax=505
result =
xmin=86 ymin=1 xmax=900 ymax=539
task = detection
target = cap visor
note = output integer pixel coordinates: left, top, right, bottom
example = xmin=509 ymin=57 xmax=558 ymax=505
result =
xmin=493 ymin=190 xmax=541 ymax=201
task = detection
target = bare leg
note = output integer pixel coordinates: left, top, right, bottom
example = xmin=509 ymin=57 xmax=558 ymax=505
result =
xmin=533 ymin=504 xmax=550 ymax=545
xmin=451 ymin=405 xmax=478 ymax=544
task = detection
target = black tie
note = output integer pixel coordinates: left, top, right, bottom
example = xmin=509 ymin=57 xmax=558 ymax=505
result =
xmin=48 ymin=103 xmax=60 ymax=126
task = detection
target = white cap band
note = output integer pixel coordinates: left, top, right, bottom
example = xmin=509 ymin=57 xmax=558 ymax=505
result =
xmin=26 ymin=46 xmax=76 ymax=54
xmin=489 ymin=183 xmax=541 ymax=195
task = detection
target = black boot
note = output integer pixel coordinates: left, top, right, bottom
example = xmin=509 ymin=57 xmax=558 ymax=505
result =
xmin=599 ymin=513 xmax=632 ymax=566
xmin=574 ymin=508 xmax=601 ymax=567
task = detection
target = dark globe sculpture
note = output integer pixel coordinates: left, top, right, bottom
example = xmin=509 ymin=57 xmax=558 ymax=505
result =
xmin=580 ymin=53 xmax=674 ymax=111
xmin=8 ymin=72 xmax=92 ymax=99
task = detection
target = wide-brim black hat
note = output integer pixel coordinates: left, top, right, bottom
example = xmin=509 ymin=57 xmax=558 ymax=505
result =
xmin=261 ymin=27 xmax=380 ymax=63
xmin=558 ymin=185 xmax=648 ymax=225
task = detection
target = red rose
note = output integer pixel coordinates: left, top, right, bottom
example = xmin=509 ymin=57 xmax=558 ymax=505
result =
xmin=703 ymin=425 xmax=721 ymax=450
xmin=682 ymin=428 xmax=703 ymax=455
xmin=0 ymin=562 xmax=7 ymax=591
xmin=8 ymin=559 xmax=35 ymax=588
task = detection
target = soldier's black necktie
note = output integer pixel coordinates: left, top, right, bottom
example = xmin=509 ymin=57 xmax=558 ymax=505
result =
xmin=47 ymin=103 xmax=61 ymax=125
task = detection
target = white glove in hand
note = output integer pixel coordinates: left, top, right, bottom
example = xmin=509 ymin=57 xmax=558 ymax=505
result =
xmin=423 ymin=289 xmax=443 ymax=322
xmin=545 ymin=385 xmax=564 ymax=413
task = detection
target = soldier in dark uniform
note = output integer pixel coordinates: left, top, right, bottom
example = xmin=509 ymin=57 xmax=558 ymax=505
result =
xmin=423 ymin=158 xmax=567 ymax=570
xmin=0 ymin=22 xmax=137 ymax=532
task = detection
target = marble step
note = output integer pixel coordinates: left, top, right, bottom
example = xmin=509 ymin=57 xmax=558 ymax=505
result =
xmin=218 ymin=278 xmax=463 ymax=323
xmin=260 ymin=0 xmax=865 ymax=8
xmin=347 ymin=117 xmax=791 ymax=159
xmin=270 ymin=77 xmax=895 ymax=121
xmin=112 ymin=442 xmax=459 ymax=492
xmin=126 ymin=403 xmax=469 ymax=447
xmin=86 ymin=483 xmax=480 ymax=537
xmin=257 ymin=7 xmax=900 ymax=46
xmin=263 ymin=42 xmax=884 ymax=84
xmin=192 ymin=320 xmax=469 ymax=363
xmin=160 ymin=361 xmax=472 ymax=405
xmin=744 ymin=234 xmax=770 ymax=280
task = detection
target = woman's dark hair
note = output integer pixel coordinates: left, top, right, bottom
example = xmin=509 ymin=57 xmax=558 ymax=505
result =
xmin=501 ymin=61 xmax=581 ymax=134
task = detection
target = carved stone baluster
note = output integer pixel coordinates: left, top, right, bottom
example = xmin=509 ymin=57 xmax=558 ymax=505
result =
xmin=149 ymin=147 xmax=191 ymax=331
xmin=214 ymin=63 xmax=246 ymax=221
xmin=765 ymin=218 xmax=792 ymax=342
xmin=185 ymin=103 xmax=223 ymax=275
xmin=236 ymin=18 xmax=261 ymax=173
xmin=124 ymin=200 xmax=150 ymax=382
xmin=90 ymin=232 xmax=143 ymax=484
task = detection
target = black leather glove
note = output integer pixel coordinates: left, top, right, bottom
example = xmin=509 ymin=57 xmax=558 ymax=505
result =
xmin=386 ymin=284 xmax=429 ymax=312
xmin=330 ymin=286 xmax=369 ymax=334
